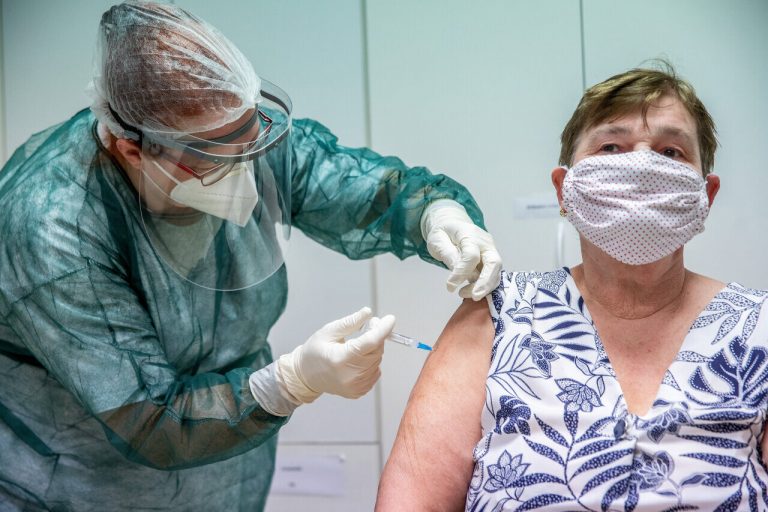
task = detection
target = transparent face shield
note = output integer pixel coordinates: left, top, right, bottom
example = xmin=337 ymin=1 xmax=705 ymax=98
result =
xmin=137 ymin=81 xmax=292 ymax=291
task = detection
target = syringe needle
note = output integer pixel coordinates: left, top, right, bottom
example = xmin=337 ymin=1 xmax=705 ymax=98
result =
xmin=387 ymin=332 xmax=432 ymax=351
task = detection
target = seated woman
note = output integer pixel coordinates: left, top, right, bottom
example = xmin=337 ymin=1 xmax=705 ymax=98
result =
xmin=377 ymin=63 xmax=768 ymax=511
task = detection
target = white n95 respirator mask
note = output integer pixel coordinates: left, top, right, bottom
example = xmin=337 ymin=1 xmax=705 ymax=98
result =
xmin=150 ymin=160 xmax=259 ymax=227
xmin=561 ymin=150 xmax=710 ymax=265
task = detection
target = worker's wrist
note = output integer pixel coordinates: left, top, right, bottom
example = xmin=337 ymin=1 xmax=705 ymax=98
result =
xmin=420 ymin=199 xmax=469 ymax=239
xmin=248 ymin=362 xmax=303 ymax=417
xmin=276 ymin=350 xmax=322 ymax=405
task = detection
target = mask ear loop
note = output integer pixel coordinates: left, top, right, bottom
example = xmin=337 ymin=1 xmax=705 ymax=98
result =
xmin=556 ymin=166 xmax=569 ymax=268
xmin=137 ymin=159 xmax=182 ymax=216
xmin=148 ymin=159 xmax=182 ymax=187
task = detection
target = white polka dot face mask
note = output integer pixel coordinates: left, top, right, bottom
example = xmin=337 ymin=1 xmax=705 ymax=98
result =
xmin=562 ymin=150 xmax=710 ymax=265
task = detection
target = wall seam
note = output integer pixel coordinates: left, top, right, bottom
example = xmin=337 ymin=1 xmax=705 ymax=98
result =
xmin=0 ymin=0 xmax=6 ymax=163
xmin=359 ymin=0 xmax=385 ymax=476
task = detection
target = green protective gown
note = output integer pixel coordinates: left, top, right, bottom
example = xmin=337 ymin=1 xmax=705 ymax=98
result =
xmin=0 ymin=109 xmax=485 ymax=511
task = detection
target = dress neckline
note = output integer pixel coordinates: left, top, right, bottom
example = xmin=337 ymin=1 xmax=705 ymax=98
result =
xmin=559 ymin=267 xmax=731 ymax=419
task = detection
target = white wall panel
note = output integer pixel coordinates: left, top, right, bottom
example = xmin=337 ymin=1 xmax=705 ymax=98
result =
xmin=366 ymin=0 xmax=585 ymax=462
xmin=582 ymin=0 xmax=768 ymax=287
xmin=177 ymin=0 xmax=368 ymax=148
xmin=2 ymin=0 xmax=115 ymax=156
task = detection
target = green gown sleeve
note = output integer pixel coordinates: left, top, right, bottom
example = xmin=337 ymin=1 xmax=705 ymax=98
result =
xmin=3 ymin=247 xmax=286 ymax=471
xmin=288 ymin=118 xmax=486 ymax=265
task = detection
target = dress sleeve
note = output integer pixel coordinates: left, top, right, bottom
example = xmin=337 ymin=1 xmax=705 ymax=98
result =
xmin=288 ymin=118 xmax=485 ymax=265
xmin=486 ymin=270 xmax=525 ymax=339
xmin=3 ymin=259 xmax=287 ymax=471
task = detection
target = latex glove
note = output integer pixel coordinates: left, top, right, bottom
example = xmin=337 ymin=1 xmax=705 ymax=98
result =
xmin=421 ymin=199 xmax=502 ymax=300
xmin=276 ymin=307 xmax=395 ymax=403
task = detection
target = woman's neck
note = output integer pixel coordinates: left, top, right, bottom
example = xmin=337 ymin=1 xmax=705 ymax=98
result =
xmin=571 ymin=240 xmax=688 ymax=320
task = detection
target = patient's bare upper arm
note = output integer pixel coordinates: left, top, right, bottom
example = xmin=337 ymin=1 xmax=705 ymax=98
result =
xmin=376 ymin=298 xmax=495 ymax=511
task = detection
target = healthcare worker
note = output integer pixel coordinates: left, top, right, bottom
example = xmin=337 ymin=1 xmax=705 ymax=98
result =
xmin=0 ymin=2 xmax=501 ymax=511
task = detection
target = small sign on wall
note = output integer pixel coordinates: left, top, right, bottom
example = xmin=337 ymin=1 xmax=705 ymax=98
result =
xmin=511 ymin=193 xmax=561 ymax=219
xmin=270 ymin=454 xmax=346 ymax=496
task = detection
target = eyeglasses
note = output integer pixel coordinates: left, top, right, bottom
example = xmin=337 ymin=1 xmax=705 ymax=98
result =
xmin=163 ymin=110 xmax=273 ymax=186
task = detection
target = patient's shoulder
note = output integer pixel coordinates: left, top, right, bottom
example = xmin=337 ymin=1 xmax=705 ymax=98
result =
xmin=489 ymin=268 xmax=571 ymax=314
xmin=688 ymin=271 xmax=768 ymax=316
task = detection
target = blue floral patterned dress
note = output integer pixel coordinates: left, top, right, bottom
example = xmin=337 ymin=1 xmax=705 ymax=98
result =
xmin=468 ymin=268 xmax=768 ymax=512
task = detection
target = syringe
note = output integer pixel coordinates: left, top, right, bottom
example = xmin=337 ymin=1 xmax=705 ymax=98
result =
xmin=387 ymin=331 xmax=433 ymax=351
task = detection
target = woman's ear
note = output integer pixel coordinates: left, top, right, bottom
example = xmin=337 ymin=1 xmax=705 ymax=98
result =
xmin=115 ymin=138 xmax=143 ymax=171
xmin=551 ymin=167 xmax=567 ymax=206
xmin=705 ymin=174 xmax=720 ymax=207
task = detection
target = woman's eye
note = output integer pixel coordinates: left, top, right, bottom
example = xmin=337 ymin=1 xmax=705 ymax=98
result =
xmin=661 ymin=148 xmax=680 ymax=158
xmin=600 ymin=143 xmax=619 ymax=153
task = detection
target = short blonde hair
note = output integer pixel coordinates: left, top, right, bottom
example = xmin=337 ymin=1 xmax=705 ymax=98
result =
xmin=559 ymin=61 xmax=718 ymax=175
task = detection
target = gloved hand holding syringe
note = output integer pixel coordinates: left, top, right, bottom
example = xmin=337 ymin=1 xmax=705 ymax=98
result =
xmin=255 ymin=307 xmax=432 ymax=418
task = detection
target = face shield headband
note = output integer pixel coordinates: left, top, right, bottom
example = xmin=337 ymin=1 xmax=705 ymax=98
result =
xmin=107 ymin=86 xmax=291 ymax=165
